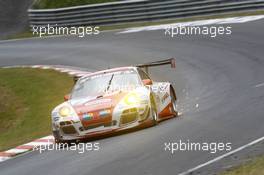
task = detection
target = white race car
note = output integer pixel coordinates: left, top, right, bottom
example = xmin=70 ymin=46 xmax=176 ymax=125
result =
xmin=51 ymin=59 xmax=178 ymax=142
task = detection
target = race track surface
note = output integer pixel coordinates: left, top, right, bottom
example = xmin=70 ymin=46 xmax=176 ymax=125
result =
xmin=0 ymin=19 xmax=264 ymax=175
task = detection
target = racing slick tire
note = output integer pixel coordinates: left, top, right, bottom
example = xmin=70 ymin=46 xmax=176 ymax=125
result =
xmin=55 ymin=138 xmax=76 ymax=145
xmin=53 ymin=131 xmax=75 ymax=145
xmin=150 ymin=93 xmax=158 ymax=125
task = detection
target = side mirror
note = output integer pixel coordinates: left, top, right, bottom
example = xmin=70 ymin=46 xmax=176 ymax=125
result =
xmin=143 ymin=79 xmax=153 ymax=85
xmin=64 ymin=94 xmax=70 ymax=101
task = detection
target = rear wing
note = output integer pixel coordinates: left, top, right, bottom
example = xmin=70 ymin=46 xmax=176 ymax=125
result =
xmin=136 ymin=58 xmax=176 ymax=74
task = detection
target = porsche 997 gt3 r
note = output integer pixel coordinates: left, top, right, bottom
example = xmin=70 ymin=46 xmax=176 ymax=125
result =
xmin=51 ymin=59 xmax=178 ymax=142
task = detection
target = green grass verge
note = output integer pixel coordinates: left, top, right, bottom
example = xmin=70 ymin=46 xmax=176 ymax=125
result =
xmin=33 ymin=0 xmax=117 ymax=9
xmin=0 ymin=68 xmax=73 ymax=151
xmin=222 ymin=156 xmax=264 ymax=175
xmin=6 ymin=10 xmax=264 ymax=40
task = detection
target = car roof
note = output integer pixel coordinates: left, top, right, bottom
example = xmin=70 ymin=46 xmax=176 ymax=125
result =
xmin=82 ymin=66 xmax=138 ymax=78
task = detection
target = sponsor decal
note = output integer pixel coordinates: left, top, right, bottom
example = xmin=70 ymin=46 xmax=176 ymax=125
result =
xmin=53 ymin=117 xmax=60 ymax=122
xmin=83 ymin=113 xmax=93 ymax=121
xmin=159 ymin=83 xmax=169 ymax=92
xmin=161 ymin=92 xmax=170 ymax=103
xmin=84 ymin=99 xmax=112 ymax=106
xmin=151 ymin=83 xmax=169 ymax=93
xmin=99 ymin=109 xmax=111 ymax=117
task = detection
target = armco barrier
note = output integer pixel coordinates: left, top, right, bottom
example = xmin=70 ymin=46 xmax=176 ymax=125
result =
xmin=28 ymin=0 xmax=264 ymax=27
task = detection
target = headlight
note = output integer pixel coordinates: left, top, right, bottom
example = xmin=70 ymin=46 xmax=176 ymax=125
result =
xmin=124 ymin=93 xmax=140 ymax=105
xmin=59 ymin=106 xmax=71 ymax=117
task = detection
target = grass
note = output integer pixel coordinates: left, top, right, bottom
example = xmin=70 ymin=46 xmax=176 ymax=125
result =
xmin=0 ymin=68 xmax=73 ymax=151
xmin=222 ymin=156 xmax=264 ymax=175
xmin=6 ymin=10 xmax=264 ymax=40
xmin=7 ymin=31 xmax=36 ymax=40
xmin=32 ymin=0 xmax=117 ymax=9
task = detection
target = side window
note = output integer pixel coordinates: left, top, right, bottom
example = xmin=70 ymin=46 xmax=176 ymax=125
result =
xmin=138 ymin=68 xmax=150 ymax=80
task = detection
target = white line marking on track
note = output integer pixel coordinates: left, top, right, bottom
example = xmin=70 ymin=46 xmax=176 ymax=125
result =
xmin=255 ymin=82 xmax=264 ymax=88
xmin=5 ymin=149 xmax=29 ymax=154
xmin=24 ymin=142 xmax=53 ymax=146
xmin=0 ymin=156 xmax=11 ymax=162
xmin=41 ymin=135 xmax=54 ymax=140
xmin=119 ymin=15 xmax=264 ymax=34
xmin=41 ymin=66 xmax=51 ymax=69
xmin=178 ymin=136 xmax=264 ymax=175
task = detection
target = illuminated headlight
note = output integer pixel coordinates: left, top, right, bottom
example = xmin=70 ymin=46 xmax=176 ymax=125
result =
xmin=124 ymin=93 xmax=140 ymax=105
xmin=59 ymin=106 xmax=72 ymax=117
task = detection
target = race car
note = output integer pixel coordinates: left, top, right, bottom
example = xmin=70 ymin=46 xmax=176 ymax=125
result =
xmin=51 ymin=58 xmax=178 ymax=142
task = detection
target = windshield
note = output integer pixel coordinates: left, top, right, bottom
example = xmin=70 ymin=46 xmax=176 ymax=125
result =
xmin=71 ymin=70 xmax=141 ymax=99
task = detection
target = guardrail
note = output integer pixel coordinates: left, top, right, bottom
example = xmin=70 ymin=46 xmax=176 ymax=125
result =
xmin=28 ymin=0 xmax=264 ymax=27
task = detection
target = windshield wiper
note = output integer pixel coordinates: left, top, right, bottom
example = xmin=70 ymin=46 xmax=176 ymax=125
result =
xmin=96 ymin=95 xmax=104 ymax=99
xmin=106 ymin=74 xmax=114 ymax=92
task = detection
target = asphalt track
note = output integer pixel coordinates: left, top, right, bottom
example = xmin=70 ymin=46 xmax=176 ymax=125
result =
xmin=0 ymin=19 xmax=264 ymax=175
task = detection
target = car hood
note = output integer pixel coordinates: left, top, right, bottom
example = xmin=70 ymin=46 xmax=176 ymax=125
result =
xmin=69 ymin=91 xmax=129 ymax=115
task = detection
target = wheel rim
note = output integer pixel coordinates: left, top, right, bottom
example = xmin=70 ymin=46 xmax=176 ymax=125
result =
xmin=172 ymin=98 xmax=177 ymax=112
xmin=152 ymin=107 xmax=157 ymax=121
xmin=150 ymin=94 xmax=157 ymax=122
xmin=170 ymin=88 xmax=177 ymax=112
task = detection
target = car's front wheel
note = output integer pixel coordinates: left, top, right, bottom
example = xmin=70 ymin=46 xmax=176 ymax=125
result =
xmin=53 ymin=131 xmax=73 ymax=144
xmin=150 ymin=94 xmax=158 ymax=125
xmin=170 ymin=87 xmax=178 ymax=117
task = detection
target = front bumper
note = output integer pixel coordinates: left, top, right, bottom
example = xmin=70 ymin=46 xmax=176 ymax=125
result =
xmin=52 ymin=105 xmax=151 ymax=141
